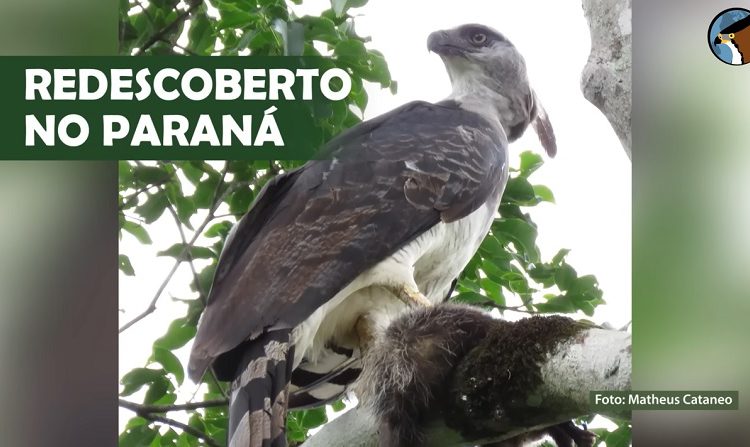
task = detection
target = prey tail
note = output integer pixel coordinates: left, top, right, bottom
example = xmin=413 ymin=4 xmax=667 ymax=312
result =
xmin=227 ymin=330 xmax=295 ymax=447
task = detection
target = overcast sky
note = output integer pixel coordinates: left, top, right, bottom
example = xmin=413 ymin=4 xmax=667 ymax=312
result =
xmin=120 ymin=0 xmax=631 ymax=433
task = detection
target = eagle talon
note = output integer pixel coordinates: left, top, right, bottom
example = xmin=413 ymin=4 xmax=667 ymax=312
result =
xmin=392 ymin=286 xmax=432 ymax=307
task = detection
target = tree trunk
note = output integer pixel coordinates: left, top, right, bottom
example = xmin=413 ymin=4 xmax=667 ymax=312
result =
xmin=581 ymin=0 xmax=632 ymax=158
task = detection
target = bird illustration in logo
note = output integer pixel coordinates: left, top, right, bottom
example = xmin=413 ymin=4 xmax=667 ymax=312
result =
xmin=714 ymin=14 xmax=750 ymax=64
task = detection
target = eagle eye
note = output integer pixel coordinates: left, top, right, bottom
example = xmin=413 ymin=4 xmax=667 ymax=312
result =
xmin=471 ymin=33 xmax=487 ymax=45
xmin=729 ymin=33 xmax=735 ymax=39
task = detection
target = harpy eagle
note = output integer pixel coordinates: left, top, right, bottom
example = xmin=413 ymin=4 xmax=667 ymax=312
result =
xmin=714 ymin=14 xmax=750 ymax=64
xmin=188 ymin=24 xmax=556 ymax=447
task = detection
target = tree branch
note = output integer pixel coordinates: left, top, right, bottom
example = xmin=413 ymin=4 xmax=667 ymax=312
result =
xmin=119 ymin=399 xmax=223 ymax=447
xmin=134 ymin=1 xmax=203 ymax=56
xmin=581 ymin=0 xmax=632 ymax=158
xmin=119 ymin=398 xmax=227 ymax=414
xmin=119 ymin=165 xmax=229 ymax=333
xmin=302 ymin=327 xmax=631 ymax=447
xmin=119 ymin=179 xmax=170 ymax=211
xmin=165 ymin=200 xmax=206 ymax=298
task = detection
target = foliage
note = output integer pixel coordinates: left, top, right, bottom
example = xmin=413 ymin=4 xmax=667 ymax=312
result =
xmin=120 ymin=0 xmax=392 ymax=142
xmin=453 ymin=150 xmax=605 ymax=318
xmin=118 ymin=153 xmax=615 ymax=446
xmin=118 ymin=0 xmax=628 ymax=446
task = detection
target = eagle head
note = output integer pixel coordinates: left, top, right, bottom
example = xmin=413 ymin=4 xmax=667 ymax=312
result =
xmin=427 ymin=24 xmax=526 ymax=89
xmin=427 ymin=24 xmax=557 ymax=158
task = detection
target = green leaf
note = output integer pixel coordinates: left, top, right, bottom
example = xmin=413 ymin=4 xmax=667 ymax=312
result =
xmin=159 ymin=429 xmax=179 ymax=446
xmin=229 ymin=187 xmax=254 ymax=215
xmin=155 ymin=320 xmax=197 ymax=351
xmin=217 ymin=9 xmax=256 ymax=30
xmin=188 ymin=412 xmax=207 ymax=432
xmin=188 ymin=12 xmax=214 ymax=54
xmin=125 ymin=416 xmax=148 ymax=430
xmin=300 ymin=407 xmax=327 ymax=429
xmin=195 ymin=264 xmax=217 ymax=294
xmin=119 ymin=161 xmax=134 ymax=186
xmin=286 ymin=411 xmax=307 ymax=442
xmin=119 ymin=424 xmax=158 ymax=447
xmin=122 ymin=220 xmax=153 ymax=244
xmin=331 ymin=0 xmax=368 ymax=17
xmin=330 ymin=399 xmax=346 ymax=412
xmin=174 ymin=196 xmax=197 ymax=228
xmin=299 ymin=16 xmax=338 ymax=44
xmin=205 ymin=221 xmax=233 ymax=239
xmin=152 ymin=346 xmax=185 ymax=385
xmin=157 ymin=243 xmax=215 ymax=260
xmin=480 ymin=277 xmax=505 ymax=306
xmin=532 ymin=184 xmax=555 ymax=203
xmin=575 ymin=299 xmax=596 ymax=316
xmin=457 ymin=277 xmax=481 ymax=293
xmin=119 ymin=254 xmax=135 ymax=276
xmin=503 ymin=176 xmax=537 ymax=205
xmin=181 ymin=162 xmax=205 ymax=185
xmin=492 ymin=218 xmax=540 ymax=263
xmin=535 ymin=295 xmax=577 ymax=314
xmin=554 ymin=263 xmax=577 ymax=291
xmin=571 ymin=274 xmax=600 ymax=295
xmin=519 ymin=151 xmax=543 ymax=177
xmin=478 ymin=234 xmax=504 ymax=257
xmin=551 ymin=248 xmax=571 ymax=266
xmin=193 ymin=175 xmax=221 ymax=209
xmin=453 ymin=291 xmax=490 ymax=305
xmin=144 ymin=376 xmax=170 ymax=404
xmin=481 ymin=258 xmax=510 ymax=284
xmin=334 ymin=39 xmax=367 ymax=64
xmin=120 ymin=367 xmax=164 ymax=396
xmin=133 ymin=166 xmax=171 ymax=184
xmin=165 ymin=182 xmax=196 ymax=228
xmin=528 ymin=264 xmax=556 ymax=288
xmin=601 ymin=424 xmax=631 ymax=447
xmin=176 ymin=433 xmax=191 ymax=447
xmin=135 ymin=190 xmax=169 ymax=223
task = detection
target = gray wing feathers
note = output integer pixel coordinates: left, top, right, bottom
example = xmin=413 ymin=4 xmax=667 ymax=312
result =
xmin=188 ymin=101 xmax=508 ymax=382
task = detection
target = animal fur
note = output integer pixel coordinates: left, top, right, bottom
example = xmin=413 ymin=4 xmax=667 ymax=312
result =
xmin=359 ymin=303 xmax=595 ymax=447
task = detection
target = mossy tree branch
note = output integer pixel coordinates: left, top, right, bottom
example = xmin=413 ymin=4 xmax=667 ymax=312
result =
xmin=302 ymin=324 xmax=631 ymax=447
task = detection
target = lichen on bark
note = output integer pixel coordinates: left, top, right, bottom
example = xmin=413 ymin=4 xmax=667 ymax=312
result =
xmin=446 ymin=316 xmax=591 ymax=437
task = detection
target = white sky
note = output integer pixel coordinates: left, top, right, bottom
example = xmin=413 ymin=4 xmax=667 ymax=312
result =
xmin=119 ymin=0 xmax=631 ymax=437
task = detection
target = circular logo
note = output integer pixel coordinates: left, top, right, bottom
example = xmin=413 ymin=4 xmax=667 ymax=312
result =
xmin=708 ymin=8 xmax=750 ymax=65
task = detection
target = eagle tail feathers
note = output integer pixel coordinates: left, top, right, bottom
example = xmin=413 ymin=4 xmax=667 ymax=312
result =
xmin=227 ymin=330 xmax=295 ymax=447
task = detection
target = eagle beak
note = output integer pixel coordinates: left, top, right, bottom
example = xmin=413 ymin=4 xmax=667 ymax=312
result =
xmin=714 ymin=36 xmax=723 ymax=45
xmin=427 ymin=30 xmax=464 ymax=56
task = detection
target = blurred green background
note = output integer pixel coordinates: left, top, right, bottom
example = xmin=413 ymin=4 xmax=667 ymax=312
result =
xmin=0 ymin=0 xmax=115 ymax=55
xmin=633 ymin=0 xmax=750 ymax=445
xmin=1 ymin=0 xmax=749 ymax=445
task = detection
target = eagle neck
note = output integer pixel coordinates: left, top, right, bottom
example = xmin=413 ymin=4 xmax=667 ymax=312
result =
xmin=448 ymin=82 xmax=520 ymax=141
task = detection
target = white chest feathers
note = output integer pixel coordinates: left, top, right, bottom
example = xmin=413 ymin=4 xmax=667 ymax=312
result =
xmin=292 ymin=199 xmax=500 ymax=368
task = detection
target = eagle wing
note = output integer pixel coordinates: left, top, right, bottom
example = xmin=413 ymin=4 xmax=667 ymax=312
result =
xmin=188 ymin=100 xmax=508 ymax=381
